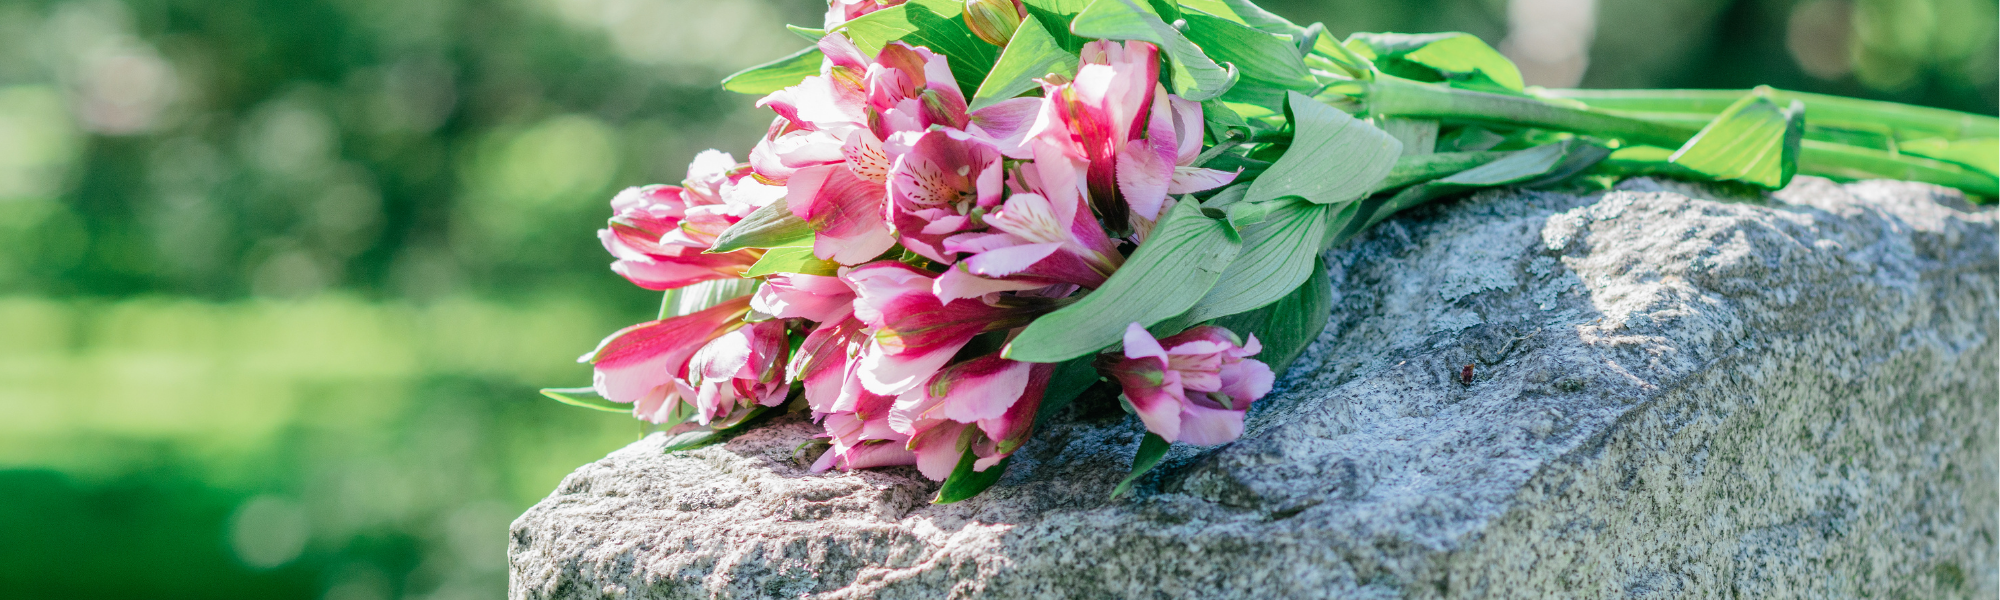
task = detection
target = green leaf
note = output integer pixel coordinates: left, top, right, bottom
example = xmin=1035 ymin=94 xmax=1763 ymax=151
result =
xmin=833 ymin=0 xmax=1001 ymax=94
xmin=744 ymin=245 xmax=839 ymax=277
xmin=1176 ymin=0 xmax=1305 ymax=36
xmin=1344 ymin=32 xmax=1524 ymax=94
xmin=720 ymin=46 xmax=823 ymax=96
xmin=787 ymin=24 xmax=827 ymax=42
xmin=1354 ymin=140 xmax=1610 ymax=233
xmin=1210 ymin=255 xmax=1332 ymax=370
xmin=540 ymin=387 xmax=630 ymax=413
xmin=1668 ymin=89 xmax=1805 ymax=190
xmin=1182 ymin=199 xmax=1329 ymax=322
xmin=969 ymin=17 xmax=1079 ymax=112
xmin=935 ymin=449 xmax=1010 ymax=503
xmin=1376 ymin=117 xmax=1439 ymax=156
xmin=1005 ymin=199 xmax=1241 ymax=363
xmin=1070 ymin=0 xmax=1239 ymax=101
xmin=1376 ymin=150 xmax=1512 ymax=191
xmin=659 ymin=429 xmax=719 ymax=452
xmin=1179 ymin=11 xmax=1315 ymax=90
xmin=1308 ymin=31 xmax=1374 ymax=77
xmin=1110 ymin=432 xmax=1171 ymax=498
xmin=1201 ymin=98 xmax=1253 ymax=144
xmin=1200 ymin=182 xmax=1251 ymax=209
xmin=661 ymin=404 xmax=781 ymax=452
xmin=709 ymin=198 xmax=813 ymax=253
xmin=1222 ymin=195 xmax=1285 ymax=229
xmin=1586 ymin=145 xmax=1709 ymax=182
xmin=1438 ymin=125 xmax=1505 ymax=152
xmin=1022 ymin=0 xmax=1096 ymax=52
xmin=1033 ymin=354 xmax=1103 ymax=428
xmin=1242 ymin=91 xmax=1402 ymax=205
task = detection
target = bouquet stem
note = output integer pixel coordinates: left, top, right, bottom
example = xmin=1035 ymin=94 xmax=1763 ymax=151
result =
xmin=1342 ymin=77 xmax=1998 ymax=197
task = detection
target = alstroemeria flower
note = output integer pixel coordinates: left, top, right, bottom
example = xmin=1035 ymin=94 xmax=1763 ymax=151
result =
xmin=600 ymin=150 xmax=784 ymax=290
xmin=890 ymin=354 xmax=1052 ymax=480
xmin=750 ymin=273 xmax=856 ymax=323
xmin=811 ymin=386 xmax=915 ymax=472
xmin=811 ymin=437 xmax=918 ymax=472
xmin=753 ymin=34 xmax=975 ymax=265
xmin=1115 ymin=88 xmax=1239 ymax=226
xmin=844 ymin=262 xmax=1051 ymax=395
xmin=791 ymin=314 xmax=920 ymax=474
xmin=1102 ymin=323 xmax=1275 ymax=446
xmin=580 ymin=297 xmax=750 ymax=421
xmin=823 ymin=0 xmax=907 ymax=29
xmin=787 ymin=163 xmax=898 ymax=264
xmin=1041 ymin=40 xmax=1161 ymax=229
xmin=677 ymin=153 xmax=788 ymax=246
xmin=934 ymin=151 xmax=1123 ymax=300
xmin=683 ymin=319 xmax=791 ymax=425
xmin=789 ymin=315 xmax=874 ymax=414
xmin=887 ymin=128 xmax=1005 ymax=263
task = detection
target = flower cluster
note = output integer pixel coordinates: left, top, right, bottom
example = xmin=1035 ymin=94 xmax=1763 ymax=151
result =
xmin=577 ymin=29 xmax=1272 ymax=482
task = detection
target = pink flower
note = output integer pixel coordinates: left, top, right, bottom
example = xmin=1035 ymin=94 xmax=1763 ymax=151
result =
xmin=750 ymin=273 xmax=856 ymax=323
xmin=600 ymin=151 xmax=782 ymax=290
xmin=811 ymin=437 xmax=918 ymax=472
xmin=579 ymin=297 xmax=751 ymax=421
xmin=790 ymin=314 xmax=872 ymax=414
xmin=933 ymin=151 xmax=1123 ymax=300
xmin=790 ymin=315 xmax=921 ymax=474
xmin=786 ymin=163 xmax=898 ymax=264
xmin=1115 ymin=89 xmax=1239 ymax=226
xmin=823 ymin=0 xmax=906 ymax=29
xmin=1041 ymin=40 xmax=1161 ymax=228
xmin=1102 ymin=323 xmax=1275 ymax=446
xmin=890 ymin=353 xmax=1053 ymax=480
xmin=752 ymin=34 xmax=975 ymax=265
xmin=679 ymin=152 xmax=789 ymax=245
xmin=844 ymin=262 xmax=1051 ymax=395
xmin=887 ymin=128 xmax=1005 ymax=263
xmin=683 ymin=319 xmax=792 ymax=425
xmin=811 ymin=386 xmax=916 ymax=472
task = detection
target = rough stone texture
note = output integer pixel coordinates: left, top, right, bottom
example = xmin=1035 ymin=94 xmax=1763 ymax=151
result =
xmin=510 ymin=177 xmax=1997 ymax=599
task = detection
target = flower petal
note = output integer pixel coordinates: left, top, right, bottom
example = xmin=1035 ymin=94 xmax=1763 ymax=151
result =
xmin=961 ymin=242 xmax=1062 ymax=277
xmin=788 ymin=164 xmax=896 ymax=264
xmin=585 ymin=298 xmax=749 ymax=403
xmin=1115 ymin=88 xmax=1180 ymax=221
xmin=908 ymin=420 xmax=970 ymax=481
xmin=1165 ymin=166 xmax=1241 ymax=194
xmin=969 ymin=97 xmax=1048 ymax=159
xmin=932 ymin=264 xmax=1048 ymax=303
xmin=1121 ymin=322 xmax=1168 ymax=361
xmin=1174 ymin=401 xmax=1247 ymax=446
xmin=928 ymin=354 xmax=1032 ymax=423
xmin=751 ymin=273 xmax=855 ymax=323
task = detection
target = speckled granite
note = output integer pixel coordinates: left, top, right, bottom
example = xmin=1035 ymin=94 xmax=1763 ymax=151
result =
xmin=509 ymin=177 xmax=1997 ymax=599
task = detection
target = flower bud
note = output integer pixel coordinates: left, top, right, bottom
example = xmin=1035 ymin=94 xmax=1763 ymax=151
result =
xmin=963 ymin=0 xmax=1025 ymax=47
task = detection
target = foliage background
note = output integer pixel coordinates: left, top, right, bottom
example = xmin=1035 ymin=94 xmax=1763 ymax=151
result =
xmin=0 ymin=0 xmax=1990 ymax=598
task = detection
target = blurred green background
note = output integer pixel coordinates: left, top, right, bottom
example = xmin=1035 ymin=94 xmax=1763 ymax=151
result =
xmin=0 ymin=0 xmax=1990 ymax=598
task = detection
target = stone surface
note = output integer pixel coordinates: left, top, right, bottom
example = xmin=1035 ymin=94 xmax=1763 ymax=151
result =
xmin=510 ymin=177 xmax=1997 ymax=599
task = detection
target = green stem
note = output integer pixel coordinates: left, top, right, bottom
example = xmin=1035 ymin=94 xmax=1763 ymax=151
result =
xmin=1541 ymin=88 xmax=2000 ymax=141
xmin=1801 ymin=141 xmax=1999 ymax=197
xmin=1351 ymin=78 xmax=1997 ymax=197
xmin=1377 ymin=150 xmax=1512 ymax=190
xmin=1585 ymin=147 xmax=1706 ymax=181
xmin=1360 ymin=76 xmax=1700 ymax=148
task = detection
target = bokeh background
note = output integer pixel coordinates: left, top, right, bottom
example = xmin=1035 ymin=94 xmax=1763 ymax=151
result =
xmin=0 ymin=0 xmax=1991 ymax=598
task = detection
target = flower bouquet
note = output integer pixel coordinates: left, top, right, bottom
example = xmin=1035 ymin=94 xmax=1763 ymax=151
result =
xmin=543 ymin=0 xmax=1998 ymax=502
